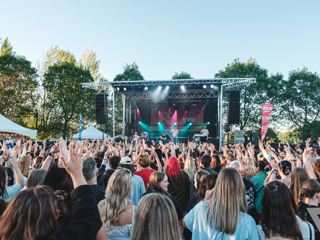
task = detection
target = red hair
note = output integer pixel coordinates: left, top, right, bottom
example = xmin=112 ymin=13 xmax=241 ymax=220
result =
xmin=165 ymin=157 xmax=182 ymax=179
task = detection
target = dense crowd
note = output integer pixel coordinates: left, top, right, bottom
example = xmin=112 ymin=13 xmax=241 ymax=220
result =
xmin=0 ymin=136 xmax=320 ymax=240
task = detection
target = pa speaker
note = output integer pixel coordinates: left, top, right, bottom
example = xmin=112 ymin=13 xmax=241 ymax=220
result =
xmin=227 ymin=91 xmax=240 ymax=125
xmin=95 ymin=94 xmax=108 ymax=124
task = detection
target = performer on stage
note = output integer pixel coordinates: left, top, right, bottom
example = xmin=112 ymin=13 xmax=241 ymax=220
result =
xmin=160 ymin=132 xmax=170 ymax=143
xmin=141 ymin=131 xmax=149 ymax=141
xmin=171 ymin=126 xmax=179 ymax=144
xmin=200 ymin=125 xmax=209 ymax=142
xmin=133 ymin=131 xmax=140 ymax=142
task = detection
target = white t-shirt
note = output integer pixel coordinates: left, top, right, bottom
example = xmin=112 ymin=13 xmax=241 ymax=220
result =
xmin=202 ymin=129 xmax=209 ymax=137
xmin=172 ymin=130 xmax=179 ymax=137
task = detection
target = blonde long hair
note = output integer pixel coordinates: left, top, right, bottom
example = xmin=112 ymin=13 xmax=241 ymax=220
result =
xmin=19 ymin=155 xmax=30 ymax=177
xmin=247 ymin=157 xmax=255 ymax=180
xmin=102 ymin=169 xmax=132 ymax=228
xmin=184 ymin=157 xmax=194 ymax=181
xmin=206 ymin=168 xmax=247 ymax=235
xmin=131 ymin=193 xmax=181 ymax=240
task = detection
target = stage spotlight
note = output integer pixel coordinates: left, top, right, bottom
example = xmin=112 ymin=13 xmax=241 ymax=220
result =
xmin=124 ymin=87 xmax=127 ymax=91
xmin=139 ymin=121 xmax=141 ymax=124
xmin=144 ymin=87 xmax=148 ymax=90
xmin=116 ymin=87 xmax=120 ymax=91
xmin=210 ymin=85 xmax=214 ymax=88
xmin=189 ymin=122 xmax=192 ymax=125
xmin=158 ymin=86 xmax=162 ymax=89
xmin=158 ymin=122 xmax=160 ymax=124
xmin=203 ymin=85 xmax=207 ymax=89
xmin=208 ymin=122 xmax=210 ymax=124
xmin=181 ymin=85 xmax=185 ymax=89
xmin=166 ymin=86 xmax=169 ymax=89
xmin=174 ymin=122 xmax=177 ymax=125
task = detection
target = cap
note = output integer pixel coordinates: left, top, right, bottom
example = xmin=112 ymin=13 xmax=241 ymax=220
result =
xmin=119 ymin=157 xmax=132 ymax=165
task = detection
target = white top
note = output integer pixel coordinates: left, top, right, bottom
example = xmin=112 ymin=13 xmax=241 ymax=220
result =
xmin=201 ymin=129 xmax=209 ymax=137
xmin=257 ymin=215 xmax=315 ymax=240
xmin=171 ymin=129 xmax=179 ymax=137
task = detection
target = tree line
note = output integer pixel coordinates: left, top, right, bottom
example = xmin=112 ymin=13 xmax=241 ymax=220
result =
xmin=0 ymin=37 xmax=319 ymax=142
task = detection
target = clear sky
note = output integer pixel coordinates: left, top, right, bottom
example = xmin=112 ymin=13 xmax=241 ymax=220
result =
xmin=1 ymin=0 xmax=319 ymax=81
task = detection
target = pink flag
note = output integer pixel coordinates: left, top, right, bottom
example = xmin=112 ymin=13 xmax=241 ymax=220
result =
xmin=261 ymin=104 xmax=273 ymax=142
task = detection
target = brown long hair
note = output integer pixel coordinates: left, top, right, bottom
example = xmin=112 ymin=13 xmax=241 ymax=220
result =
xmin=147 ymin=172 xmax=169 ymax=195
xmin=206 ymin=168 xmax=247 ymax=235
xmin=0 ymin=185 xmax=57 ymax=240
xmin=19 ymin=155 xmax=30 ymax=177
xmin=289 ymin=167 xmax=309 ymax=206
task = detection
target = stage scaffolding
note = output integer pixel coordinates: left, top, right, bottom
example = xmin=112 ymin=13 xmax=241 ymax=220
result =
xmin=83 ymin=78 xmax=255 ymax=147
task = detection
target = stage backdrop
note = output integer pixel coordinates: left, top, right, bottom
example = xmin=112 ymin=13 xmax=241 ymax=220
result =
xmin=151 ymin=103 xmax=204 ymax=126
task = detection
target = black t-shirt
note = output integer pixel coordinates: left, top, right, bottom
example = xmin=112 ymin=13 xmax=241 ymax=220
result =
xmin=299 ymin=203 xmax=320 ymax=239
xmin=243 ymin=177 xmax=260 ymax=224
xmin=155 ymin=149 xmax=164 ymax=166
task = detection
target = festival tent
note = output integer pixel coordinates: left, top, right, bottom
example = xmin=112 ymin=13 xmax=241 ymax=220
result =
xmin=73 ymin=125 xmax=110 ymax=140
xmin=0 ymin=114 xmax=38 ymax=139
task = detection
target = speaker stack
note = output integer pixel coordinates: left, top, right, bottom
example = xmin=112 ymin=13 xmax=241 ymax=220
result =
xmin=95 ymin=94 xmax=108 ymax=125
xmin=227 ymin=91 xmax=240 ymax=125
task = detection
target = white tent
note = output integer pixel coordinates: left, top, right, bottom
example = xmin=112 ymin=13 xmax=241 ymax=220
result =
xmin=73 ymin=125 xmax=110 ymax=140
xmin=0 ymin=114 xmax=38 ymax=139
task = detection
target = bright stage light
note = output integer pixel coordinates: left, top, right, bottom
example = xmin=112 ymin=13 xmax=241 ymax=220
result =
xmin=139 ymin=121 xmax=141 ymax=124
xmin=158 ymin=86 xmax=162 ymax=89
xmin=144 ymin=87 xmax=148 ymax=90
xmin=203 ymin=85 xmax=207 ymax=89
xmin=124 ymin=87 xmax=127 ymax=91
xmin=207 ymin=122 xmax=210 ymax=124
xmin=181 ymin=85 xmax=185 ymax=89
xmin=189 ymin=122 xmax=192 ymax=125
xmin=166 ymin=86 xmax=169 ymax=89
xmin=210 ymin=85 xmax=214 ymax=89
xmin=158 ymin=122 xmax=160 ymax=124
xmin=117 ymin=87 xmax=120 ymax=91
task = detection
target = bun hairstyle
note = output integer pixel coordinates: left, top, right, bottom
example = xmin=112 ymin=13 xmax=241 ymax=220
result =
xmin=279 ymin=160 xmax=292 ymax=176
xmin=298 ymin=179 xmax=320 ymax=209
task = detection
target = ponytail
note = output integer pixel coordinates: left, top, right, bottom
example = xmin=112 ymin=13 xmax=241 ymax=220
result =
xmin=298 ymin=179 xmax=320 ymax=209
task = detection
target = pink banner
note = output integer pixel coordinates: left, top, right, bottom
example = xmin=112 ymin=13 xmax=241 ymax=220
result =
xmin=261 ymin=104 xmax=273 ymax=142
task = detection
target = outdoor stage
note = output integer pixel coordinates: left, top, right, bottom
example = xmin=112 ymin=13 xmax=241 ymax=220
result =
xmin=83 ymin=78 xmax=255 ymax=147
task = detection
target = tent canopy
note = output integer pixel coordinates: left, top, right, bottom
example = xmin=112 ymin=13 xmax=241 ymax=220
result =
xmin=73 ymin=126 xmax=110 ymax=140
xmin=0 ymin=114 xmax=38 ymax=139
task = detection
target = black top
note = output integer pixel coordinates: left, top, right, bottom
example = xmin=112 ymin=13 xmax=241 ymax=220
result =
xmin=142 ymin=190 xmax=183 ymax=220
xmin=90 ymin=184 xmax=106 ymax=204
xmin=212 ymin=166 xmax=223 ymax=173
xmin=299 ymin=203 xmax=320 ymax=240
xmin=154 ymin=148 xmax=164 ymax=166
xmin=54 ymin=185 xmax=102 ymax=240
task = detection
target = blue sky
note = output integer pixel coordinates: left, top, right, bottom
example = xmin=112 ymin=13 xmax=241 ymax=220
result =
xmin=1 ymin=0 xmax=319 ymax=80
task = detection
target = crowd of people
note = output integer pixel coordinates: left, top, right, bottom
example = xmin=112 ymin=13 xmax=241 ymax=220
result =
xmin=0 ymin=135 xmax=320 ymax=239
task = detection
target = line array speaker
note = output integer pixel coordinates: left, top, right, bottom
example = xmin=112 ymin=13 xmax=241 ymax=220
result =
xmin=95 ymin=94 xmax=108 ymax=124
xmin=227 ymin=91 xmax=240 ymax=125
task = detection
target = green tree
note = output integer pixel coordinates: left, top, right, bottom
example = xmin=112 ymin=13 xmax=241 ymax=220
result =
xmin=277 ymin=68 xmax=320 ymax=141
xmin=172 ymin=71 xmax=193 ymax=79
xmin=277 ymin=130 xmax=302 ymax=144
xmin=0 ymin=38 xmax=38 ymax=123
xmin=43 ymin=62 xmax=96 ymax=138
xmin=215 ymin=58 xmax=281 ymax=130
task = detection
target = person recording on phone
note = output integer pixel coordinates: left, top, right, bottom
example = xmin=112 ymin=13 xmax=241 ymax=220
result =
xmin=171 ymin=126 xmax=179 ymax=144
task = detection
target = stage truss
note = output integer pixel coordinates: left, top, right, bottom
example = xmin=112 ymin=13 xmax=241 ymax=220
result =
xmin=82 ymin=78 xmax=256 ymax=146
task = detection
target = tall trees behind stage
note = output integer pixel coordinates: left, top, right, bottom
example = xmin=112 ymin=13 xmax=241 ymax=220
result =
xmin=0 ymin=36 xmax=320 ymax=141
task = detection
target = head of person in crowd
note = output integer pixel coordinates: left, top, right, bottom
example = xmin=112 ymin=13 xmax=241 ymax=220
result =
xmin=279 ymin=160 xmax=292 ymax=176
xmin=19 ymin=155 xmax=30 ymax=177
xmin=194 ymin=170 xmax=209 ymax=196
xmin=5 ymin=167 xmax=14 ymax=186
xmin=147 ymin=172 xmax=169 ymax=194
xmin=201 ymin=155 xmax=211 ymax=168
xmin=226 ymin=158 xmax=236 ymax=168
xmin=255 ymin=160 xmax=267 ymax=174
xmin=210 ymin=154 xmax=221 ymax=168
xmin=137 ymin=154 xmax=150 ymax=169
xmin=298 ymin=179 xmax=320 ymax=208
xmin=184 ymin=157 xmax=194 ymax=181
xmin=34 ymin=156 xmax=43 ymax=166
xmin=261 ymin=181 xmax=303 ymax=240
xmin=95 ymin=157 xmax=103 ymax=168
xmin=118 ymin=157 xmax=134 ymax=174
xmin=289 ymin=167 xmax=309 ymax=206
xmin=206 ymin=168 xmax=247 ymax=235
xmin=313 ymin=159 xmax=320 ymax=178
xmin=228 ymin=160 xmax=240 ymax=170
xmin=109 ymin=155 xmax=121 ymax=169
xmin=100 ymin=169 xmax=115 ymax=189
xmin=131 ymin=193 xmax=181 ymax=240
xmin=198 ymin=173 xmax=218 ymax=202
xmin=0 ymin=185 xmax=58 ymax=239
xmin=27 ymin=169 xmax=47 ymax=188
xmin=82 ymin=158 xmax=97 ymax=184
xmin=102 ymin=168 xmax=132 ymax=228
xmin=165 ymin=157 xmax=182 ymax=179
